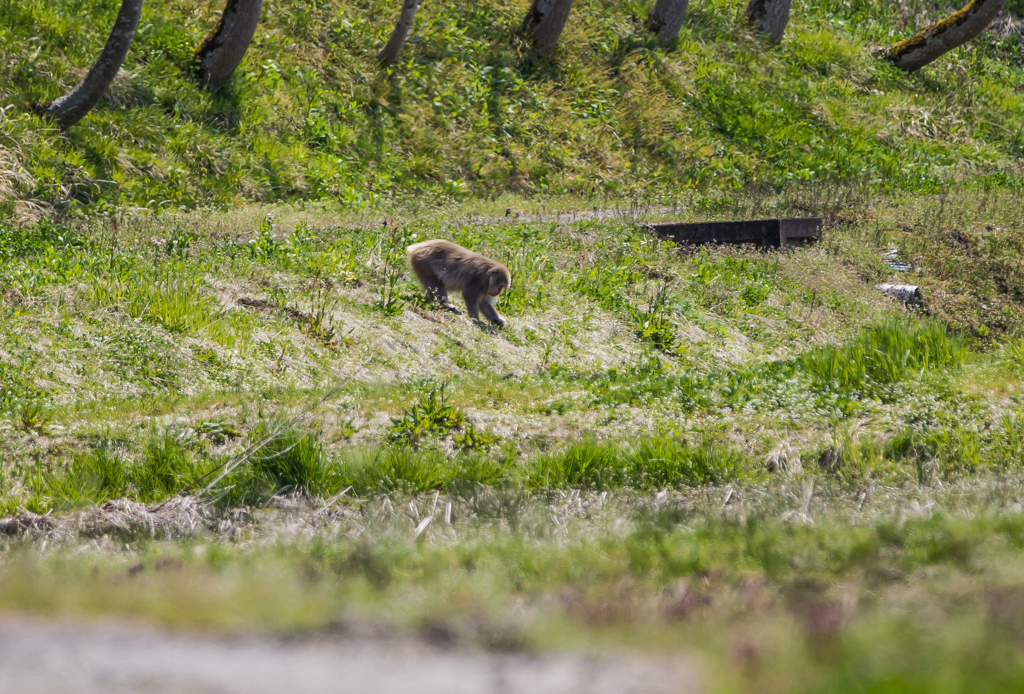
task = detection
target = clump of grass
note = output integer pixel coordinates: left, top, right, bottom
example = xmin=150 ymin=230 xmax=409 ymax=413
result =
xmin=630 ymin=287 xmax=684 ymax=356
xmin=136 ymin=431 xmax=207 ymax=503
xmin=527 ymin=440 xmax=622 ymax=490
xmin=334 ymin=446 xmax=513 ymax=497
xmin=90 ymin=272 xmax=227 ymax=335
xmin=29 ymin=448 xmax=133 ymax=510
xmin=628 ymin=437 xmax=747 ymax=488
xmin=1004 ymin=339 xmax=1024 ymax=372
xmin=304 ymin=283 xmax=339 ymax=344
xmin=374 ymin=228 xmax=409 ymax=317
xmin=219 ymin=421 xmax=335 ymax=506
xmin=525 ymin=437 xmax=747 ymax=491
xmin=803 ymin=318 xmax=965 ymax=392
xmin=388 ymin=385 xmax=466 ymax=446
xmin=25 ymin=430 xmax=210 ymax=511
xmin=17 ymin=401 xmax=51 ymax=434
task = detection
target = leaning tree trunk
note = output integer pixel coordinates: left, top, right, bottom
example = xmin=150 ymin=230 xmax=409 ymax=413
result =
xmin=522 ymin=0 xmax=574 ymax=56
xmin=884 ymin=0 xmax=1005 ymax=72
xmin=646 ymin=0 xmax=690 ymax=44
xmin=42 ymin=0 xmax=144 ymax=129
xmin=194 ymin=0 xmax=263 ymax=90
xmin=744 ymin=0 xmax=792 ymax=43
xmin=378 ymin=0 xmax=421 ymax=67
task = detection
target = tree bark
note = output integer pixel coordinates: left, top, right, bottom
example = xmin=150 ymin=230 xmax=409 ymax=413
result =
xmin=194 ymin=0 xmax=263 ymax=90
xmin=378 ymin=0 xmax=421 ymax=67
xmin=646 ymin=0 xmax=689 ymax=44
xmin=522 ymin=0 xmax=574 ymax=56
xmin=883 ymin=0 xmax=1005 ymax=72
xmin=42 ymin=0 xmax=144 ymax=129
xmin=744 ymin=0 xmax=792 ymax=43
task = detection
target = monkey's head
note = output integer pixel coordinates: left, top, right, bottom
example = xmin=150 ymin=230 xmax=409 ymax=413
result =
xmin=486 ymin=266 xmax=511 ymax=297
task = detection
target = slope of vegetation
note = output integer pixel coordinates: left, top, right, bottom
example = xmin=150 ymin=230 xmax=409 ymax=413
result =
xmin=5 ymin=1 xmax=1024 ymax=692
xmin=1 ymin=0 xmax=1024 ymax=214
xmin=1 ymin=192 xmax=1023 ymax=512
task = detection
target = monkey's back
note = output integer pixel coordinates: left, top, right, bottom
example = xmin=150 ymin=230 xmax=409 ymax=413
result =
xmin=407 ymin=239 xmax=497 ymax=287
xmin=406 ymin=239 xmax=475 ymax=262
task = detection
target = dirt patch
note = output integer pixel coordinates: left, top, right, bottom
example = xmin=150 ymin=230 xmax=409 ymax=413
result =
xmin=238 ymin=296 xmax=309 ymax=323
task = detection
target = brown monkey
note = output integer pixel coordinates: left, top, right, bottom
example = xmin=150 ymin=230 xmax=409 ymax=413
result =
xmin=407 ymin=239 xmax=511 ymax=327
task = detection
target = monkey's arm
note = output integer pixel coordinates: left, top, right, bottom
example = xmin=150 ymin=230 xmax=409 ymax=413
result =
xmin=479 ymin=298 xmax=506 ymax=327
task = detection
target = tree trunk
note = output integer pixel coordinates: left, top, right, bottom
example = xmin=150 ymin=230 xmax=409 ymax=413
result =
xmin=194 ymin=0 xmax=263 ymax=90
xmin=646 ymin=0 xmax=689 ymax=44
xmin=42 ymin=0 xmax=144 ymax=129
xmin=744 ymin=0 xmax=792 ymax=43
xmin=522 ymin=0 xmax=574 ymax=56
xmin=884 ymin=0 xmax=1005 ymax=72
xmin=378 ymin=0 xmax=421 ymax=67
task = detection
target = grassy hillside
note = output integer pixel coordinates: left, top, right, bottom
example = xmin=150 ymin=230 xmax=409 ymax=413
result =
xmin=1 ymin=199 xmax=1024 ymax=692
xmin=1 ymin=0 xmax=1024 ymax=213
xmin=6 ymin=1 xmax=1024 ymax=691
xmin=2 ymin=193 xmax=1023 ymax=509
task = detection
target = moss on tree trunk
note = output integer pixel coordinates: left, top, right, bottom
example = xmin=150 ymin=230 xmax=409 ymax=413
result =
xmin=884 ymin=0 xmax=1005 ymax=72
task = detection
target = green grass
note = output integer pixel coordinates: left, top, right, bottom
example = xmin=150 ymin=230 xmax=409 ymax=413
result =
xmin=6 ymin=2 xmax=1024 ymax=686
xmin=803 ymin=317 xmax=966 ymax=393
xmin=0 ymin=112 xmax=1023 ymax=693
xmin=3 ymin=0 xmax=1024 ymax=212
xmin=10 ymin=483 xmax=1024 ymax=693
xmin=1 ymin=189 xmax=1023 ymax=513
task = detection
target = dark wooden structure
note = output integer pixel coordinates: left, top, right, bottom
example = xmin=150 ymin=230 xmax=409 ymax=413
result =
xmin=646 ymin=217 xmax=822 ymax=249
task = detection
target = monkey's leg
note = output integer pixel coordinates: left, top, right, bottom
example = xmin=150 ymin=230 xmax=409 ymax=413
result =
xmin=431 ymin=284 xmax=462 ymax=314
xmin=422 ymin=280 xmax=462 ymax=314
xmin=462 ymin=286 xmax=482 ymax=320
xmin=479 ymin=298 xmax=507 ymax=327
xmin=434 ymin=285 xmax=462 ymax=314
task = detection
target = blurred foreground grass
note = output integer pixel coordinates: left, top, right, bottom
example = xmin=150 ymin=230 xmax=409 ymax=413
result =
xmin=7 ymin=478 xmax=1024 ymax=693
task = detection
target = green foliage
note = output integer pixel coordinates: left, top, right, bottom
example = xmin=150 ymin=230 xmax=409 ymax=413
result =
xmin=803 ymin=318 xmax=965 ymax=393
xmin=629 ymin=287 xmax=684 ymax=356
xmin=886 ymin=413 xmax=1024 ymax=481
xmin=388 ymin=386 xmax=467 ymax=446
xmin=220 ymin=422 xmax=334 ymax=506
xmin=0 ymin=0 xmax=1023 ymax=210
xmin=451 ymin=422 xmax=501 ymax=451
xmin=525 ymin=437 xmax=747 ymax=491
xmin=25 ymin=429 xmax=211 ymax=510
xmin=334 ymin=446 xmax=513 ymax=497
xmin=17 ymin=401 xmax=51 ymax=434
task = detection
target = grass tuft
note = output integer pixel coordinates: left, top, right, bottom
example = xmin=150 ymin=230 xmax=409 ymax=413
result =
xmin=804 ymin=317 xmax=965 ymax=392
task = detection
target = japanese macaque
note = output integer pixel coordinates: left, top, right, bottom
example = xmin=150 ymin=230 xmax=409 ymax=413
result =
xmin=407 ymin=239 xmax=511 ymax=327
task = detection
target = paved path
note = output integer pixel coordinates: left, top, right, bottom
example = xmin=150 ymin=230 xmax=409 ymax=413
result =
xmin=0 ymin=617 xmax=699 ymax=694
